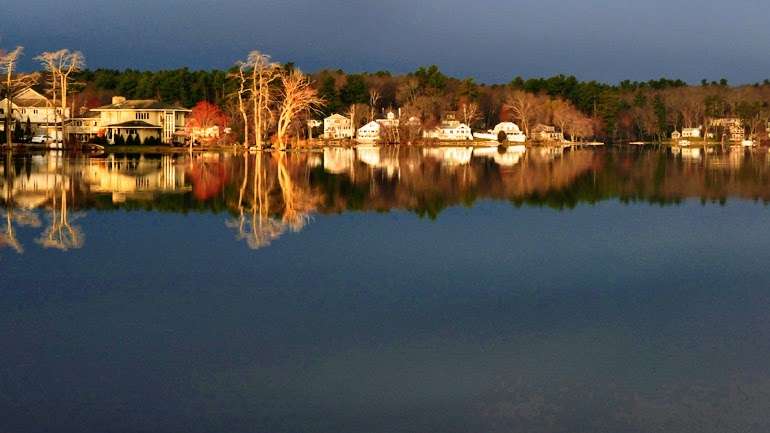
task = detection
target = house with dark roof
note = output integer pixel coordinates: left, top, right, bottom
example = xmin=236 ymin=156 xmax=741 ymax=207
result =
xmin=92 ymin=96 xmax=191 ymax=145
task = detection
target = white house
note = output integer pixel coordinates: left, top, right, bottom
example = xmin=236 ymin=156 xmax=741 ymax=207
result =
xmin=92 ymin=96 xmax=190 ymax=145
xmin=323 ymin=113 xmax=354 ymax=139
xmin=356 ymin=111 xmax=400 ymax=142
xmin=671 ymin=130 xmax=682 ymax=140
xmin=357 ymin=121 xmax=382 ymax=142
xmin=0 ymin=88 xmax=69 ymax=138
xmin=682 ymin=127 xmax=701 ymax=138
xmin=423 ymin=116 xmax=473 ymax=141
xmin=473 ymin=122 xmax=527 ymax=143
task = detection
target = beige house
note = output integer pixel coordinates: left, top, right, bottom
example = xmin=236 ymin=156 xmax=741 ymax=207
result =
xmin=710 ymin=118 xmax=744 ymax=142
xmin=92 ymin=96 xmax=191 ymax=145
xmin=0 ymin=88 xmax=69 ymax=138
xmin=531 ymin=124 xmax=564 ymax=142
xmin=323 ymin=113 xmax=354 ymax=139
xmin=66 ymin=110 xmax=102 ymax=143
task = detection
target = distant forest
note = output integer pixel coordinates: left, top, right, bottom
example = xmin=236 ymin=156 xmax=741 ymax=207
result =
xmin=69 ymin=66 xmax=770 ymax=142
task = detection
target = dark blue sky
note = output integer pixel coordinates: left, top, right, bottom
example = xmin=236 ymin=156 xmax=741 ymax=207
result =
xmin=2 ymin=0 xmax=768 ymax=84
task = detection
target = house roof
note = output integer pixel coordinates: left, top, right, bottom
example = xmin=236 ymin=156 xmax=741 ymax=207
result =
xmin=0 ymin=88 xmax=63 ymax=108
xmin=94 ymin=99 xmax=190 ymax=111
xmin=325 ymin=113 xmax=350 ymax=120
xmin=70 ymin=110 xmax=100 ymax=119
xmin=107 ymin=120 xmax=162 ymax=129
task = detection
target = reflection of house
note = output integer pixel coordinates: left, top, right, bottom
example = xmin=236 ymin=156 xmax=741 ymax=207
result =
xmin=92 ymin=96 xmax=191 ymax=145
xmin=422 ymin=147 xmax=474 ymax=165
xmin=0 ymin=88 xmax=69 ymax=138
xmin=355 ymin=145 xmax=400 ymax=177
xmin=82 ymin=155 xmax=188 ymax=202
xmin=423 ymin=115 xmax=472 ymax=141
xmin=323 ymin=147 xmax=355 ymax=174
xmin=710 ymin=118 xmax=744 ymax=142
xmin=323 ymin=113 xmax=353 ymax=139
xmin=531 ymin=124 xmax=564 ymax=142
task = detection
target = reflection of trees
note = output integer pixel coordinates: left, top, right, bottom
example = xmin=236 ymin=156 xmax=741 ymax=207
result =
xmin=227 ymin=151 xmax=321 ymax=249
xmin=227 ymin=151 xmax=285 ymax=249
xmin=1 ymin=152 xmax=42 ymax=254
xmin=0 ymin=207 xmax=41 ymax=254
xmin=1 ymin=152 xmax=82 ymax=254
xmin=36 ymin=184 xmax=84 ymax=251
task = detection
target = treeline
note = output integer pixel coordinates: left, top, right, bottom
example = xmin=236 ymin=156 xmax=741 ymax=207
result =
xmin=69 ymin=65 xmax=770 ymax=142
xmin=73 ymin=68 xmax=231 ymax=108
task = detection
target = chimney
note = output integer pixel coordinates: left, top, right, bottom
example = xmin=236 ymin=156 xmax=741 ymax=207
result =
xmin=112 ymin=96 xmax=126 ymax=105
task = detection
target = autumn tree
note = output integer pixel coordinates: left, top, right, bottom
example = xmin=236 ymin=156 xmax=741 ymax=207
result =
xmin=504 ymin=90 xmax=540 ymax=137
xmin=275 ymin=69 xmax=324 ymax=149
xmin=187 ymin=101 xmax=228 ymax=146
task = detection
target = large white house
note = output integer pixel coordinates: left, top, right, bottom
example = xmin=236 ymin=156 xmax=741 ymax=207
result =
xmin=423 ymin=116 xmax=473 ymax=141
xmin=323 ymin=113 xmax=354 ymax=139
xmin=356 ymin=111 xmax=400 ymax=142
xmin=473 ymin=122 xmax=527 ymax=143
xmin=682 ymin=127 xmax=702 ymax=138
xmin=0 ymin=88 xmax=69 ymax=138
xmin=92 ymin=96 xmax=191 ymax=145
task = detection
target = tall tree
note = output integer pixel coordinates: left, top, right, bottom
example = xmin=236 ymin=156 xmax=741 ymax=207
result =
xmin=1 ymin=47 xmax=37 ymax=146
xmin=275 ymin=69 xmax=324 ymax=149
xmin=247 ymin=51 xmax=279 ymax=148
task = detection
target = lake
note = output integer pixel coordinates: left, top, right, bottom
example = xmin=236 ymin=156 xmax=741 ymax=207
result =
xmin=3 ymin=144 xmax=770 ymax=433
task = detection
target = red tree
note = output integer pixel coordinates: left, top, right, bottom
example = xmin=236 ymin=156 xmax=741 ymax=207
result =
xmin=188 ymin=101 xmax=228 ymax=129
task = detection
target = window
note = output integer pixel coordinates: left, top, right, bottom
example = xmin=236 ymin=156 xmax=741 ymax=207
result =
xmin=135 ymin=112 xmax=149 ymax=120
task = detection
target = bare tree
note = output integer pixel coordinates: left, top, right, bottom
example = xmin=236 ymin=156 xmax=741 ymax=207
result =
xmin=504 ymin=90 xmax=540 ymax=137
xmin=276 ymin=69 xmax=324 ymax=149
xmin=1 ymin=47 xmax=38 ymax=146
xmin=229 ymin=62 xmax=251 ymax=147
xmin=247 ymin=51 xmax=280 ymax=148
xmin=368 ymin=88 xmax=381 ymax=121
xmin=460 ymin=101 xmax=480 ymax=127
xmin=36 ymin=51 xmax=61 ymax=134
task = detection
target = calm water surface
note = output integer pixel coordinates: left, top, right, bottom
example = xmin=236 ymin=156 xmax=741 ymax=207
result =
xmin=3 ymin=145 xmax=770 ymax=433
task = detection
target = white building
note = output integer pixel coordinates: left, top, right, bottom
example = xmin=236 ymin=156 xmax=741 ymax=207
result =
xmin=356 ymin=111 xmax=400 ymax=142
xmin=423 ymin=116 xmax=473 ymax=141
xmin=0 ymin=88 xmax=69 ymax=138
xmin=473 ymin=122 xmax=527 ymax=143
xmin=682 ymin=127 xmax=701 ymax=138
xmin=323 ymin=113 xmax=354 ymax=139
xmin=92 ymin=96 xmax=191 ymax=145
xmin=357 ymin=121 xmax=382 ymax=142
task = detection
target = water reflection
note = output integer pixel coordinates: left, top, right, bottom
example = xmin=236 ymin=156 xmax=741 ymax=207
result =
xmin=3 ymin=145 xmax=770 ymax=254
